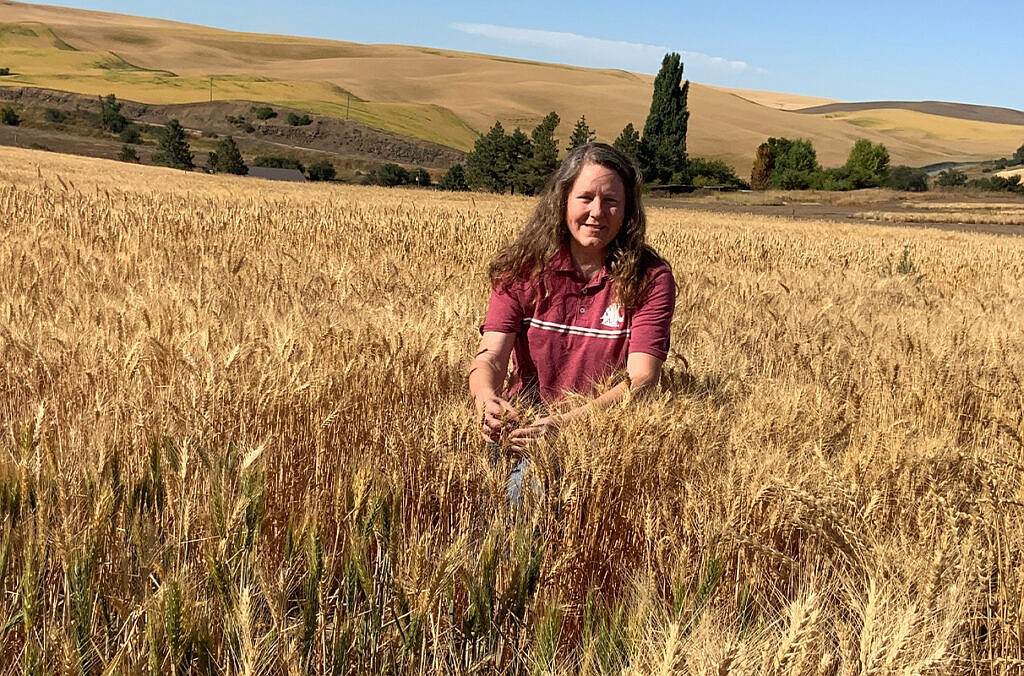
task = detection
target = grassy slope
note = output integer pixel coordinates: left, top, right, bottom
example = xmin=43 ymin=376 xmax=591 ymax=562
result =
xmin=1 ymin=1 xmax=1022 ymax=171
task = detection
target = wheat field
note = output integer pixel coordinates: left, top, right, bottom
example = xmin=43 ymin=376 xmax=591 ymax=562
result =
xmin=2 ymin=147 xmax=1024 ymax=673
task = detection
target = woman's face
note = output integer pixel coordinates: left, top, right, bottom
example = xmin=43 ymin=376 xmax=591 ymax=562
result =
xmin=564 ymin=162 xmax=626 ymax=260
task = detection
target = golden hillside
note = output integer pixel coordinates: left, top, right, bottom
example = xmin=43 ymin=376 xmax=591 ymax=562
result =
xmin=1 ymin=1 xmax=1022 ymax=171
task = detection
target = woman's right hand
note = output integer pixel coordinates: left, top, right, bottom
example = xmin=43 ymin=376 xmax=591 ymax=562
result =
xmin=476 ymin=395 xmax=521 ymax=444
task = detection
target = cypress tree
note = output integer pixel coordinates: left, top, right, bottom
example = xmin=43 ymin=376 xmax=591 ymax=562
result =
xmin=640 ymin=52 xmax=690 ymax=184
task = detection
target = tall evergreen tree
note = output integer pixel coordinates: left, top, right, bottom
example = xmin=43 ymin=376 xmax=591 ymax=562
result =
xmin=613 ymin=122 xmax=640 ymax=162
xmin=640 ymin=52 xmax=690 ymax=184
xmin=516 ymin=112 xmax=560 ymax=195
xmin=506 ymin=127 xmax=533 ymax=194
xmin=566 ymin=115 xmax=596 ymax=151
xmin=465 ymin=121 xmax=512 ymax=192
xmin=152 ymin=119 xmax=194 ymax=170
xmin=213 ymin=136 xmax=247 ymax=175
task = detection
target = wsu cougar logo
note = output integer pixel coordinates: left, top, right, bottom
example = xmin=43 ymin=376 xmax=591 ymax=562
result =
xmin=600 ymin=304 xmax=625 ymax=328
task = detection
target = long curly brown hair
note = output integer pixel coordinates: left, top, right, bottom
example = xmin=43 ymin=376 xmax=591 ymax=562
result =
xmin=488 ymin=142 xmax=666 ymax=308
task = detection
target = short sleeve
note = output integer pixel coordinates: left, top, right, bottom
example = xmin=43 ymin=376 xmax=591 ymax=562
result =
xmin=481 ymin=283 xmax=525 ymax=335
xmin=628 ymin=266 xmax=676 ymax=360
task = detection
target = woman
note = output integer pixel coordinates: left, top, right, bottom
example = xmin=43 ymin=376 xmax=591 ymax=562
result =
xmin=469 ymin=142 xmax=675 ymax=496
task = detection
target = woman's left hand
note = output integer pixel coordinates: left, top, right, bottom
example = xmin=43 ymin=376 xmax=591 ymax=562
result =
xmin=508 ymin=415 xmax=560 ymax=450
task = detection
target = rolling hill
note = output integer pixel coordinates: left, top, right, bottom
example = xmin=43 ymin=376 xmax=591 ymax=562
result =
xmin=1 ymin=0 xmax=1022 ymax=173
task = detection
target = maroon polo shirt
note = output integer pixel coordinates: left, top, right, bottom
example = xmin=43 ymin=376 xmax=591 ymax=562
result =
xmin=482 ymin=247 xmax=675 ymax=404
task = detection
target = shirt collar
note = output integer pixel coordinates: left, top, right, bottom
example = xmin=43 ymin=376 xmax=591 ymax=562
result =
xmin=550 ymin=245 xmax=610 ymax=284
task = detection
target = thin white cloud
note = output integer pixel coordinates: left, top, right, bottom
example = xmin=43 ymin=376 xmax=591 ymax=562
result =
xmin=450 ymin=22 xmax=753 ymax=75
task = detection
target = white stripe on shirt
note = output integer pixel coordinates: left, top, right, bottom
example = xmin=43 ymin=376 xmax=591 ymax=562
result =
xmin=523 ymin=317 xmax=630 ymax=339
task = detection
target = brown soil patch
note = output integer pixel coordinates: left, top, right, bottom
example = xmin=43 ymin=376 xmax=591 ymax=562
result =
xmin=795 ymin=101 xmax=1024 ymax=126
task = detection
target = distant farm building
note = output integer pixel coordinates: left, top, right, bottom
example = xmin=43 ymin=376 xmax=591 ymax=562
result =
xmin=247 ymin=167 xmax=307 ymax=182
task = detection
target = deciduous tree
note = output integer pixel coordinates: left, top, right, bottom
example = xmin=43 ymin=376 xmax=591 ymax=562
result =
xmin=845 ymin=138 xmax=890 ymax=188
xmin=98 ymin=94 xmax=127 ymax=133
xmin=884 ymin=165 xmax=928 ymax=192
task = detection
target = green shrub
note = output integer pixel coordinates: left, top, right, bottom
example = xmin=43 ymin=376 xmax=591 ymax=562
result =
xmin=364 ymin=163 xmax=410 ymax=187
xmin=688 ymin=157 xmax=748 ymax=189
xmin=966 ymin=175 xmax=1023 ymax=193
xmin=410 ymin=168 xmax=431 ymax=187
xmin=884 ymin=166 xmax=929 ymax=192
xmin=252 ymin=106 xmax=277 ymax=120
xmin=98 ymin=94 xmax=127 ymax=133
xmin=119 ymin=125 xmax=142 ymax=144
xmin=1 ymin=106 xmax=20 ymax=126
xmin=43 ymin=108 xmax=66 ymax=124
xmin=438 ymin=164 xmax=469 ymax=191
xmin=935 ymin=169 xmax=967 ymax=188
xmin=807 ymin=168 xmax=852 ymax=191
xmin=118 ymin=145 xmax=139 ymax=163
xmin=253 ymin=156 xmax=305 ymax=173
xmin=307 ymin=159 xmax=336 ymax=181
xmin=286 ymin=112 xmax=312 ymax=126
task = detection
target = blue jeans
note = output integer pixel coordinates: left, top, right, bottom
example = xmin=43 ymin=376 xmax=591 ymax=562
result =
xmin=489 ymin=445 xmax=542 ymax=508
xmin=506 ymin=457 xmax=533 ymax=507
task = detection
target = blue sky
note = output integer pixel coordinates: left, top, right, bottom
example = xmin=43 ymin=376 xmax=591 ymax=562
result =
xmin=54 ymin=0 xmax=1024 ymax=111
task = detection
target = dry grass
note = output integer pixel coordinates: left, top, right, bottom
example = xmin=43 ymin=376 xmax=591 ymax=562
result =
xmin=2 ymin=146 xmax=1024 ymax=672
xmin=855 ymin=208 xmax=1024 ymax=226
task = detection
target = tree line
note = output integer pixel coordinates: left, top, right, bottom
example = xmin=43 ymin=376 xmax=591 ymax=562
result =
xmin=436 ymin=51 xmax=1024 ymax=196
xmin=9 ymin=83 xmax=1024 ymax=194
xmin=440 ymin=53 xmax=738 ymax=194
